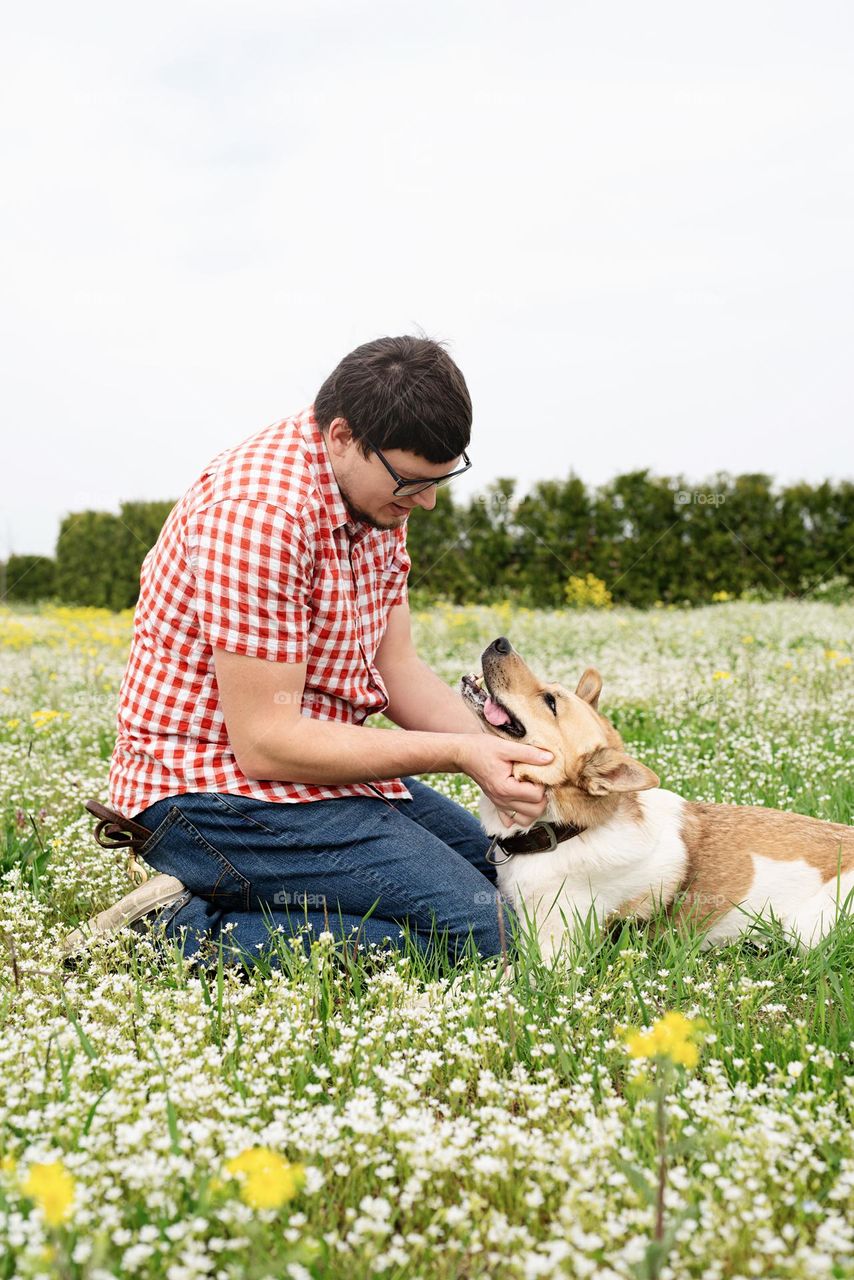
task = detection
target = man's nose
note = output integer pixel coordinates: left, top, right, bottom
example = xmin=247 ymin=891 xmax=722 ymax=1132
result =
xmin=411 ymin=486 xmax=438 ymax=511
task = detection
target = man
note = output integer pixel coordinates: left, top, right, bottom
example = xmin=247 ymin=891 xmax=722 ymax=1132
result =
xmin=66 ymin=335 xmax=553 ymax=969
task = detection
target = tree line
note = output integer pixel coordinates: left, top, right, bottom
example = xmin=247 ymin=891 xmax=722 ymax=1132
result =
xmin=1 ymin=473 xmax=852 ymax=611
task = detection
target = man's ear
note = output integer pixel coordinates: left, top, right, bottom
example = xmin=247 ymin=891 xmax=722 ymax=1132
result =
xmin=577 ymin=746 xmax=659 ymax=796
xmin=575 ymin=667 xmax=603 ymax=711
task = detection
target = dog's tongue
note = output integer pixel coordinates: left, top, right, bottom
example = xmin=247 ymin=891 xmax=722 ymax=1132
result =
xmin=484 ymin=696 xmax=511 ymax=727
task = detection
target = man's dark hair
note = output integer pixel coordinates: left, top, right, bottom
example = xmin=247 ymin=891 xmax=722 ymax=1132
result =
xmin=314 ymin=335 xmax=472 ymax=464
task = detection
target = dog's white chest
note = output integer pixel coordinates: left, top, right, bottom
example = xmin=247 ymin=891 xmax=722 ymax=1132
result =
xmin=491 ymin=790 xmax=688 ymax=959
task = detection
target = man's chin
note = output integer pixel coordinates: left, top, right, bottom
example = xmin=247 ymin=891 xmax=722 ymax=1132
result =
xmin=344 ymin=504 xmax=408 ymax=531
xmin=376 ymin=511 xmax=410 ymax=530
xmin=349 ymin=501 xmax=410 ymax=529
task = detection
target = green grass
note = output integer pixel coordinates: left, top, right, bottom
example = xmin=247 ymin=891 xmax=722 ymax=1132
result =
xmin=0 ymin=600 xmax=852 ymax=1278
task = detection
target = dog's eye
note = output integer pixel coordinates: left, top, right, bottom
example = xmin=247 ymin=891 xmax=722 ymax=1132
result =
xmin=543 ymin=692 xmax=558 ymax=715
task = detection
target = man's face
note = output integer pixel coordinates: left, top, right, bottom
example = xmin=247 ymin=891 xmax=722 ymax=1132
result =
xmin=325 ymin=418 xmax=463 ymax=531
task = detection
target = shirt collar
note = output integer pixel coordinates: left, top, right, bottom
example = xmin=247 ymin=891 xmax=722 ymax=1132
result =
xmin=299 ymin=406 xmax=371 ymax=539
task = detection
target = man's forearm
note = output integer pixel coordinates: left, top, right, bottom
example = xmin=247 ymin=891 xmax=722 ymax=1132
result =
xmin=242 ymin=716 xmax=475 ymax=786
xmin=379 ymin=655 xmax=484 ymax=735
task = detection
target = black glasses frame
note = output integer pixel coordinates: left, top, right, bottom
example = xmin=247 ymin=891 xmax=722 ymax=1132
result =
xmin=370 ymin=445 xmax=472 ymax=497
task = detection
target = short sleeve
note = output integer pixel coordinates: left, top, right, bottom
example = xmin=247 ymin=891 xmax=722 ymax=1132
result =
xmin=188 ymin=500 xmax=313 ymax=662
xmin=384 ymin=527 xmax=411 ymax=610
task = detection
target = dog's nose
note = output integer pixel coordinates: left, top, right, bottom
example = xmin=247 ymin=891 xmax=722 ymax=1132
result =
xmin=491 ymin=636 xmax=512 ymax=655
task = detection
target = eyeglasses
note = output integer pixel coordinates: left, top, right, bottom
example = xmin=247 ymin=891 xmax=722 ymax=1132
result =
xmin=370 ymin=445 xmax=472 ymax=497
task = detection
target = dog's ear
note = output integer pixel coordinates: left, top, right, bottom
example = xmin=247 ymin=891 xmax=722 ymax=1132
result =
xmin=575 ymin=667 xmax=603 ymax=711
xmin=577 ymin=746 xmax=659 ymax=796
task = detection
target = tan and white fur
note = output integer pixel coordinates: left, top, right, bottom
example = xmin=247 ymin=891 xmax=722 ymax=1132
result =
xmin=461 ymin=638 xmax=854 ymax=963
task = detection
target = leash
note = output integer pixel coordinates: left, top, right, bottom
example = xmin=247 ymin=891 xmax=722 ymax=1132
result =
xmin=84 ymin=799 xmax=154 ymax=885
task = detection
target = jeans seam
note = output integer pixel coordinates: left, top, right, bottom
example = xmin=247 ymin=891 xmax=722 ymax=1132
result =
xmin=141 ymin=806 xmax=252 ymax=912
xmin=137 ymin=806 xmax=181 ymax=859
xmin=208 ymin=793 xmax=280 ymax=835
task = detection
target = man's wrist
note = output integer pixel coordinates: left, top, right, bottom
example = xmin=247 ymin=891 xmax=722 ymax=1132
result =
xmin=448 ymin=733 xmax=475 ymax=775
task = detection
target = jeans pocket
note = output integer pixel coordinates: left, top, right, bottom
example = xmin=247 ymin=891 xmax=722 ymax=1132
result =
xmin=138 ymin=806 xmax=251 ymax=911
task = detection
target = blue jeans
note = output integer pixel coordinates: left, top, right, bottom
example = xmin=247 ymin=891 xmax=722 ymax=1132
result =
xmin=132 ymin=778 xmax=518 ymax=970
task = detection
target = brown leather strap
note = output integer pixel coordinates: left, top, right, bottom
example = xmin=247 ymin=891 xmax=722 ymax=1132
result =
xmin=496 ymin=820 xmax=586 ymax=856
xmin=84 ymin=800 xmax=152 ymax=852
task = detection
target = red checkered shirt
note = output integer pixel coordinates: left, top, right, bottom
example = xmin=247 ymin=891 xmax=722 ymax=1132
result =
xmin=109 ymin=405 xmax=413 ymax=817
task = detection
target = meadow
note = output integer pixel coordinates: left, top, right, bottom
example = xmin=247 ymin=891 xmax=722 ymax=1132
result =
xmin=0 ymin=599 xmax=852 ymax=1279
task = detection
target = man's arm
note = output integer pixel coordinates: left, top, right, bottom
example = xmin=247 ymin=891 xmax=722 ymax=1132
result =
xmin=374 ymin=600 xmax=483 ymax=735
xmin=212 ymin=644 xmax=477 ymax=784
xmin=212 ymin=642 xmax=554 ymax=828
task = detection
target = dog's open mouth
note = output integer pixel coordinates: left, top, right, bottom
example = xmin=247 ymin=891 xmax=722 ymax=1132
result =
xmin=461 ymin=672 xmax=527 ymax=738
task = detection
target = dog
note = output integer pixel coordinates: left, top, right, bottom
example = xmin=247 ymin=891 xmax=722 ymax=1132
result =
xmin=461 ymin=637 xmax=854 ymax=961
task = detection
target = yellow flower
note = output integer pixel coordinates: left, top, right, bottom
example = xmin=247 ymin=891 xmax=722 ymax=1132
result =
xmin=742 ymin=634 xmax=754 ymax=644
xmin=836 ymin=655 xmax=851 ymax=667
xmin=224 ymin=1147 xmax=305 ymax=1210
xmin=21 ymin=1160 xmax=75 ymax=1226
xmin=712 ymin=670 xmax=732 ymax=681
xmin=5 ymin=719 xmax=19 ymax=730
xmin=564 ymin=573 xmax=613 ymax=610
xmin=30 ymin=708 xmax=60 ymax=730
xmin=1 ymin=1154 xmax=17 ymax=1174
xmin=824 ymin=649 xmax=839 ymax=660
xmin=622 ymin=1011 xmax=706 ymax=1069
xmin=711 ymin=590 xmax=731 ymax=602
xmin=782 ymin=660 xmax=793 ymax=670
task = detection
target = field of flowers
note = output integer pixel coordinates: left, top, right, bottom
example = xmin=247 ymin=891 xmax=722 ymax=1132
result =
xmin=0 ymin=599 xmax=852 ymax=1280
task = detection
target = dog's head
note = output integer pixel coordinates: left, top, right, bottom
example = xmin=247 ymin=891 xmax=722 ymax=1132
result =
xmin=460 ymin=637 xmax=659 ymax=812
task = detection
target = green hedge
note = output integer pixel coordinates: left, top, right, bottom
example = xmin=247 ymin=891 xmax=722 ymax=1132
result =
xmin=405 ymin=471 xmax=854 ymax=608
xmin=2 ymin=473 xmax=852 ymax=611
xmin=0 ymin=555 xmax=57 ymax=603
xmin=0 ymin=500 xmax=177 ymax=610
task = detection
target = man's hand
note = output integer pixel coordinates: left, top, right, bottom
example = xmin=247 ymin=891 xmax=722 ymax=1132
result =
xmin=456 ymin=735 xmax=554 ymax=828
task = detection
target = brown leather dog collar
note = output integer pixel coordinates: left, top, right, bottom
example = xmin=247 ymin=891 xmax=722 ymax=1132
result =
xmin=486 ymin=820 xmax=586 ymax=865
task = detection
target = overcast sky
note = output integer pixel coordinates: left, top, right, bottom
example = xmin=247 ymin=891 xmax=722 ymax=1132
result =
xmin=2 ymin=0 xmax=853 ymax=557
